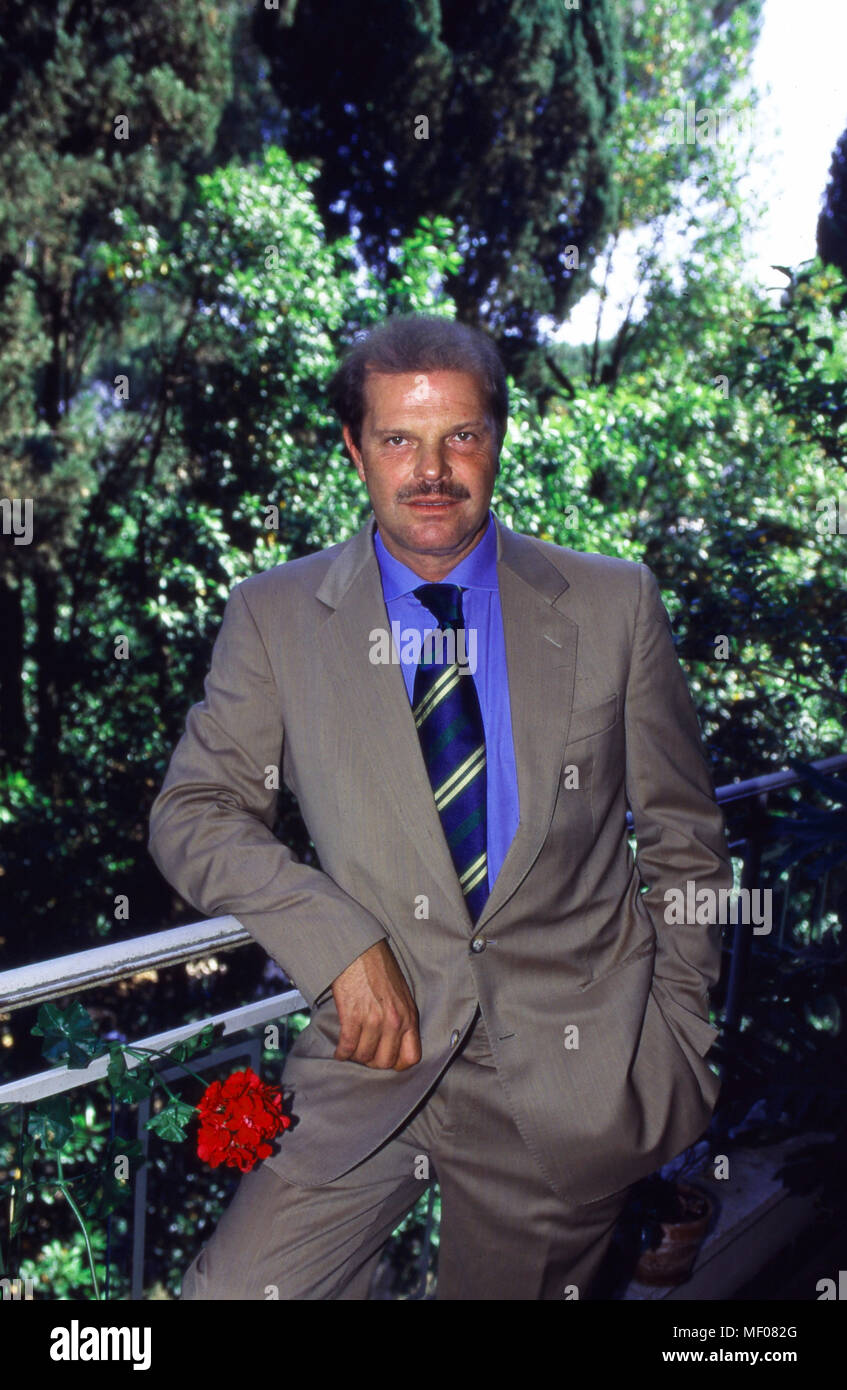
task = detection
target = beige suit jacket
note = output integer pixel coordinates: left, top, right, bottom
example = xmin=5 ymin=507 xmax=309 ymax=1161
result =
xmin=148 ymin=511 xmax=733 ymax=1205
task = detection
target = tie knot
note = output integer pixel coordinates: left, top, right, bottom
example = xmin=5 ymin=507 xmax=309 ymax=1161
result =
xmin=413 ymin=583 xmax=465 ymax=630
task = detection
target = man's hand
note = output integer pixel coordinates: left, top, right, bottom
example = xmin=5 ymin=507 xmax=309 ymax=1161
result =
xmin=330 ymin=939 xmax=422 ymax=1070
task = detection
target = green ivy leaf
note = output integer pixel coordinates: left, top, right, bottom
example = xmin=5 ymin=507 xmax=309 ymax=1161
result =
xmin=145 ymin=1099 xmax=196 ymax=1143
xmin=166 ymin=1022 xmax=220 ymax=1064
xmin=106 ymin=1048 xmax=154 ymax=1102
xmin=32 ymin=1001 xmax=103 ymax=1068
xmin=72 ymin=1138 xmax=146 ymax=1220
xmin=27 ymin=1095 xmax=75 ymax=1150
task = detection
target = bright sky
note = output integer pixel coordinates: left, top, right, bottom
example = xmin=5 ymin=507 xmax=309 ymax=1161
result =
xmin=555 ymin=0 xmax=847 ymax=345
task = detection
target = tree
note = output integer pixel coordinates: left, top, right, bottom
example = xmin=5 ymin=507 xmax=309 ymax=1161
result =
xmin=534 ymin=0 xmax=765 ymax=398
xmin=817 ymin=124 xmax=847 ymax=286
xmin=0 ymin=1 xmax=237 ymax=778
xmin=0 ymin=137 xmax=465 ymax=967
xmin=253 ymin=0 xmax=623 ymax=375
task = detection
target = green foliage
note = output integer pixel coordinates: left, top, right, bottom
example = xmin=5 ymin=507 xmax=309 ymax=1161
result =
xmin=0 ymin=770 xmax=40 ymax=822
xmin=532 ymin=0 xmax=765 ymax=399
xmin=737 ymin=262 xmax=847 ymax=466
xmin=375 ymin=1187 xmax=441 ymax=1300
xmin=768 ymin=763 xmax=847 ymax=879
xmin=492 ymin=257 xmax=847 ymax=778
xmin=0 ymin=0 xmax=237 ymax=551
xmin=70 ymin=1137 xmax=146 ymax=1222
xmin=385 ymin=217 xmax=464 ymax=318
xmin=106 ymin=1051 xmax=155 ymax=1103
xmin=1 ymin=1005 xmax=232 ymax=1295
xmin=145 ymin=1101 xmax=196 ymax=1144
xmin=818 ymin=123 xmax=847 ymax=287
xmin=1 ymin=141 xmax=469 ymax=960
xmin=0 ymin=0 xmax=243 ymax=944
xmin=26 ymin=1097 xmax=75 ymax=1153
xmin=32 ymin=1002 xmax=102 ymax=1069
xmin=254 ymin=0 xmax=623 ymax=369
xmin=1 ymin=1012 xmax=305 ymax=1298
xmin=613 ymin=0 xmax=764 ymax=232
xmin=163 ymin=1025 xmax=219 ymax=1064
xmin=18 ymin=1228 xmax=110 ymax=1303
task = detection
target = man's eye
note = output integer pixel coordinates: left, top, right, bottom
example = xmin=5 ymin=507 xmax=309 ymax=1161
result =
xmin=453 ymin=432 xmax=475 ymax=442
xmin=385 ymin=436 xmax=407 ymax=446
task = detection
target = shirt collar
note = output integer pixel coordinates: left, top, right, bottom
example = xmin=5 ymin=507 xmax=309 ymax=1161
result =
xmin=373 ymin=511 xmax=498 ymax=600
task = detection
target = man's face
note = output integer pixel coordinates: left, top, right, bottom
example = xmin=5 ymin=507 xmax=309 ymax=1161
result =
xmin=342 ymin=369 xmax=499 ymax=581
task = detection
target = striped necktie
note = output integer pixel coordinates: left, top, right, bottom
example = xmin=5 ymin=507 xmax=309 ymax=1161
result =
xmin=412 ymin=583 xmax=488 ymax=923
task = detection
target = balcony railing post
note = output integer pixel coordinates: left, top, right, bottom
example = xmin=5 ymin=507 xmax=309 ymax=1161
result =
xmin=723 ymin=790 xmax=770 ymax=1042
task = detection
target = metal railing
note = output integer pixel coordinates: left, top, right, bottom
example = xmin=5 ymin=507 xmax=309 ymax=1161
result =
xmin=0 ymin=918 xmax=305 ymax=1104
xmin=4 ymin=750 xmax=845 ymax=1039
xmin=1 ymin=749 xmax=845 ymax=1298
xmin=718 ymin=753 xmax=847 ymax=1033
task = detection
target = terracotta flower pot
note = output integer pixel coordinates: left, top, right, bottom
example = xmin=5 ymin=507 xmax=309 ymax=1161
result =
xmin=634 ymin=1181 xmax=713 ymax=1287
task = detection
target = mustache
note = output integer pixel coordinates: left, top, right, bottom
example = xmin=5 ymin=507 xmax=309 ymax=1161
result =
xmin=397 ymin=483 xmax=470 ymax=502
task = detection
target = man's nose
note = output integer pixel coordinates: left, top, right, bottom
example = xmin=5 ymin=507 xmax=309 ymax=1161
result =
xmin=413 ymin=441 xmax=451 ymax=482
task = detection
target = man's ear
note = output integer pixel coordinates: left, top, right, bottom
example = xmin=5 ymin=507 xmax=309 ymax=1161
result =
xmin=342 ymin=424 xmax=365 ymax=480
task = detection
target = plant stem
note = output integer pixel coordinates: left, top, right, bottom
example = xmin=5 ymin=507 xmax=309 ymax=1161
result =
xmin=122 ymin=1043 xmax=209 ymax=1088
xmin=56 ymin=1154 xmax=100 ymax=1301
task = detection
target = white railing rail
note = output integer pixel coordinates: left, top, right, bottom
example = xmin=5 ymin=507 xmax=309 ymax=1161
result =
xmin=0 ymin=990 xmax=305 ymax=1106
xmin=0 ymin=918 xmax=305 ymax=1107
xmin=0 ymin=917 xmax=252 ymax=1014
xmin=1 ymin=752 xmax=845 ymax=1109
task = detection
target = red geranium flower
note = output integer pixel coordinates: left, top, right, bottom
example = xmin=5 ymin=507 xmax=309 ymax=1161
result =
xmin=196 ymin=1067 xmax=291 ymax=1173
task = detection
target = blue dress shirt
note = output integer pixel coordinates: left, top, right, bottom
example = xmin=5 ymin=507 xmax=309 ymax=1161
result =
xmin=373 ymin=511 xmax=520 ymax=895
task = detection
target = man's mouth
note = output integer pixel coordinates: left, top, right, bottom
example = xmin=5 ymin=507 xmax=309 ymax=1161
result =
xmin=404 ymin=496 xmax=463 ymax=508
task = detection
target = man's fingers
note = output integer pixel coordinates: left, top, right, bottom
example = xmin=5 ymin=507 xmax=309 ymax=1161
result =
xmin=360 ymin=1004 xmax=404 ymax=1068
xmin=334 ymin=1018 xmax=363 ymax=1062
xmin=352 ymin=1015 xmax=384 ymax=1064
xmin=336 ymin=1009 xmax=394 ymax=1065
xmin=367 ymin=1028 xmax=402 ymax=1071
xmin=331 ymin=946 xmax=421 ymax=1067
xmin=335 ymin=1008 xmax=420 ymax=1069
xmin=394 ymin=1024 xmax=422 ymax=1071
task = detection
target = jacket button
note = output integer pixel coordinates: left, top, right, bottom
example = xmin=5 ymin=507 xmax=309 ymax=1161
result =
xmin=450 ymin=1029 xmax=460 ymax=1048
xmin=470 ymin=936 xmax=487 ymax=953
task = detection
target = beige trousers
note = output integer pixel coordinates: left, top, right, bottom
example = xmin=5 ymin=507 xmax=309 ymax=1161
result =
xmin=181 ymin=1010 xmax=630 ymax=1301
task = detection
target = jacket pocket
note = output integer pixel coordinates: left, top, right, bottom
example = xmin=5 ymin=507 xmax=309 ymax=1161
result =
xmin=578 ymin=934 xmax=655 ymax=992
xmin=565 ymin=691 xmax=619 ymax=745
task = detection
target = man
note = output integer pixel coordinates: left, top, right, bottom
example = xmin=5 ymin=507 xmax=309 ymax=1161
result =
xmin=148 ymin=314 xmax=733 ymax=1301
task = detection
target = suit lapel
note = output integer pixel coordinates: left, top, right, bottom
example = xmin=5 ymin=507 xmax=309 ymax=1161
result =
xmin=313 ymin=512 xmax=580 ymax=930
xmin=314 ymin=519 xmax=469 ymax=921
xmin=478 ymin=515 xmax=578 ymax=926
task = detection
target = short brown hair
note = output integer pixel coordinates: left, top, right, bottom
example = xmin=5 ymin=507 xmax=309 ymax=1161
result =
xmin=329 ymin=313 xmax=508 ymax=452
